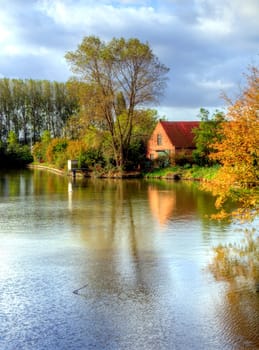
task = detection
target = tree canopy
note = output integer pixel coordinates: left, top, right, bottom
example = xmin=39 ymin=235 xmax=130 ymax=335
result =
xmin=0 ymin=78 xmax=78 ymax=144
xmin=193 ymin=108 xmax=225 ymax=166
xmin=65 ymin=36 xmax=169 ymax=168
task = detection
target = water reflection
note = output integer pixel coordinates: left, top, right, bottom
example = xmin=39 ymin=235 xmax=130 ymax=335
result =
xmin=68 ymin=179 xmax=156 ymax=299
xmin=148 ymin=185 xmax=176 ymax=225
xmin=0 ymin=168 xmax=68 ymax=197
xmin=208 ymin=227 xmax=259 ymax=348
xmin=209 ymin=227 xmax=259 ymax=289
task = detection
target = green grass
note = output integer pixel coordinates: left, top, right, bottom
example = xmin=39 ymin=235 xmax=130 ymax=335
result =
xmin=144 ymin=164 xmax=220 ymax=181
xmin=144 ymin=165 xmax=181 ymax=178
xmin=183 ymin=164 xmax=220 ymax=180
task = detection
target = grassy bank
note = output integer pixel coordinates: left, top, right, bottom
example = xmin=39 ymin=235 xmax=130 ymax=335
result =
xmin=144 ymin=164 xmax=220 ymax=181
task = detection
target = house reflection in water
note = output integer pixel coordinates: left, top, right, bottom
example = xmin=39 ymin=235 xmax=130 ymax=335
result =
xmin=148 ymin=185 xmax=176 ymax=226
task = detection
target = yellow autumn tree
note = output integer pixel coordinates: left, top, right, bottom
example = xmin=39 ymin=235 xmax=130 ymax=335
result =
xmin=207 ymin=66 xmax=259 ymax=221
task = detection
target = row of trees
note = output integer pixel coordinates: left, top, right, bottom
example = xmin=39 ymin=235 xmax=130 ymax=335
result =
xmin=0 ymin=78 xmax=78 ymax=144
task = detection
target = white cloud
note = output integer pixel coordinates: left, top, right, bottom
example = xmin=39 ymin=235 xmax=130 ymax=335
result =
xmin=37 ymin=0 xmax=172 ymax=30
xmin=157 ymin=106 xmax=201 ymax=121
xmin=197 ymin=18 xmax=232 ymax=37
xmin=0 ymin=10 xmax=14 ymax=44
xmin=197 ymin=79 xmax=234 ymax=90
xmin=195 ymin=0 xmax=259 ymax=39
xmin=0 ymin=25 xmax=11 ymax=43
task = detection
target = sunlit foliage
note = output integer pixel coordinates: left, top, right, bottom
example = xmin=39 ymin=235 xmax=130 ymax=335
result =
xmin=203 ymin=66 xmax=259 ymax=221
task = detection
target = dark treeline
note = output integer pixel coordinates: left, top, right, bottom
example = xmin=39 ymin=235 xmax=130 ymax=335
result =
xmin=0 ymin=78 xmax=78 ymax=145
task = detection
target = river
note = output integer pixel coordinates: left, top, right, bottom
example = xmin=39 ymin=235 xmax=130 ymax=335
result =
xmin=0 ymin=169 xmax=258 ymax=350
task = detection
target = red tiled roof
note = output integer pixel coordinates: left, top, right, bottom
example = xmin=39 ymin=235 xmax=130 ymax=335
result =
xmin=160 ymin=121 xmax=200 ymax=148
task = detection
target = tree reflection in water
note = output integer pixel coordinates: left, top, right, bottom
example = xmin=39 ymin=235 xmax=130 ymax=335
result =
xmin=208 ymin=227 xmax=259 ymax=348
xmin=209 ymin=228 xmax=259 ymax=291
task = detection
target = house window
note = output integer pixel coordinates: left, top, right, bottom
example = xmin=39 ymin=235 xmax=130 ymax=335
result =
xmin=157 ymin=133 xmax=162 ymax=145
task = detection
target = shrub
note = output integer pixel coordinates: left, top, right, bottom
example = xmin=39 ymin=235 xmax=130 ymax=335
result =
xmin=32 ymin=142 xmax=45 ymax=162
xmin=66 ymin=140 xmax=88 ymax=167
xmin=80 ymin=148 xmax=105 ymax=169
xmin=46 ymin=138 xmax=68 ymax=165
xmin=3 ymin=145 xmax=33 ymax=168
xmin=174 ymin=151 xmax=194 ymax=166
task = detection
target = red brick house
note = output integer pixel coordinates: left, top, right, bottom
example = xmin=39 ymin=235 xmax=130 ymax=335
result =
xmin=146 ymin=121 xmax=200 ymax=162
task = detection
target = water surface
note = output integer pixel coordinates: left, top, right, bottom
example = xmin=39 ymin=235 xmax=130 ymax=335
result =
xmin=0 ymin=169 xmax=258 ymax=350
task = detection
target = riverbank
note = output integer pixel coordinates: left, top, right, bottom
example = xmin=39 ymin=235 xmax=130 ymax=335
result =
xmin=27 ymin=163 xmax=67 ymax=176
xmin=28 ymin=163 xmax=143 ymax=179
xmin=28 ymin=163 xmax=220 ymax=181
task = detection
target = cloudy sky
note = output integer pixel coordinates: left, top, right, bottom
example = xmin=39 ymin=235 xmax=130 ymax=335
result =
xmin=0 ymin=0 xmax=258 ymax=120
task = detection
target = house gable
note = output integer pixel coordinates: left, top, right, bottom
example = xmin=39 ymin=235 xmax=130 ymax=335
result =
xmin=146 ymin=120 xmax=200 ymax=160
xmin=147 ymin=121 xmax=175 ymax=160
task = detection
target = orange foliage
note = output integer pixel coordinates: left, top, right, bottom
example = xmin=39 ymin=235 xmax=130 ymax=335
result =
xmin=45 ymin=138 xmax=68 ymax=164
xmin=207 ymin=66 xmax=259 ymax=221
xmin=66 ymin=140 xmax=88 ymax=160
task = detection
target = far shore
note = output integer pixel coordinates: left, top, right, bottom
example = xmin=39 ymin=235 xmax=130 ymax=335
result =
xmin=27 ymin=163 xmax=220 ymax=182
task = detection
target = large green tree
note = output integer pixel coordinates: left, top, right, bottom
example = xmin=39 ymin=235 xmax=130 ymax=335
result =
xmin=65 ymin=36 xmax=169 ymax=168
